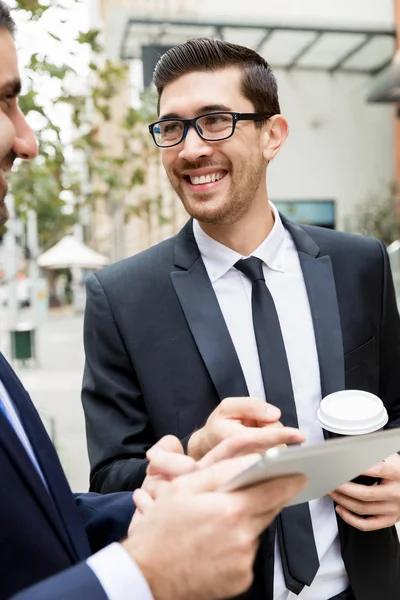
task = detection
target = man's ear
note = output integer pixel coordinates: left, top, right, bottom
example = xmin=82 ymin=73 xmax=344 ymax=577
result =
xmin=261 ymin=115 xmax=289 ymax=162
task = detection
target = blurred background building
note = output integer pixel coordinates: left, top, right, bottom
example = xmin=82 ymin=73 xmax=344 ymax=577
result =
xmin=87 ymin=0 xmax=399 ymax=260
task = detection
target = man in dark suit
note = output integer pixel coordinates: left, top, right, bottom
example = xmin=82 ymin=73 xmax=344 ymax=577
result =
xmin=82 ymin=38 xmax=400 ymax=599
xmin=0 ymin=9 xmax=308 ymax=599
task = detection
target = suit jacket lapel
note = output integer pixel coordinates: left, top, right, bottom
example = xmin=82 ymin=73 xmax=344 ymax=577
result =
xmin=0 ymin=353 xmax=90 ymax=560
xmin=282 ymin=217 xmax=345 ymax=398
xmin=171 ymin=221 xmax=248 ymax=400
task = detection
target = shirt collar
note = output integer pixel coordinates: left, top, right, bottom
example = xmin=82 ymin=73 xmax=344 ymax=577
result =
xmin=193 ymin=202 xmax=287 ymax=283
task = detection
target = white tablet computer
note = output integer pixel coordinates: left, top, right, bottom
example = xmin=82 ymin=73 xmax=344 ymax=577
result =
xmin=221 ymin=429 xmax=400 ymax=506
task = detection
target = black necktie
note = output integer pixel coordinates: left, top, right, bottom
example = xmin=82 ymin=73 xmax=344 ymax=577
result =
xmin=235 ymin=256 xmax=320 ymax=595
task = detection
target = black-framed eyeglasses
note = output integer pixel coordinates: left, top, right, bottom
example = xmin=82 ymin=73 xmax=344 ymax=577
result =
xmin=148 ymin=111 xmax=272 ymax=148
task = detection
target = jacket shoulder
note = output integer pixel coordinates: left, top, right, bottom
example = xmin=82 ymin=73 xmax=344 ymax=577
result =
xmin=301 ymin=225 xmax=383 ymax=255
xmin=92 ymin=236 xmax=176 ymax=288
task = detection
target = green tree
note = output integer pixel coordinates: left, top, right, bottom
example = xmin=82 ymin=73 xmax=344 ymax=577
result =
xmin=345 ymin=185 xmax=398 ymax=247
xmin=8 ymin=0 xmax=158 ymax=252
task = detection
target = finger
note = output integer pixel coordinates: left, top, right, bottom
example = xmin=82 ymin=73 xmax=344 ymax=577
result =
xmin=146 ymin=435 xmax=184 ymax=459
xmin=335 ymin=505 xmax=395 ymax=531
xmin=218 ymin=397 xmax=281 ymax=423
xmin=198 ymin=428 xmax=305 ymax=469
xmin=330 ymin=490 xmax=390 ymax=517
xmin=141 ymin=476 xmax=170 ymax=499
xmin=147 ymin=450 xmax=197 ymax=478
xmin=198 ymin=435 xmax=256 ymax=468
xmin=331 ymin=480 xmax=397 ymax=503
xmin=133 ymin=488 xmax=155 ymax=514
xmin=236 ymin=474 xmax=308 ymax=526
xmin=176 ymin=453 xmax=263 ymax=494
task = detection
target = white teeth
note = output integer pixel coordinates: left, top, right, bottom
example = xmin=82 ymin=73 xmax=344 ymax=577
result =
xmin=190 ymin=172 xmax=225 ymax=185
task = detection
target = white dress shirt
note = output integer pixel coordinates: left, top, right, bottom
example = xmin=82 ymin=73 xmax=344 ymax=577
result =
xmin=193 ymin=203 xmax=349 ymax=600
xmin=0 ymin=378 xmax=153 ymax=600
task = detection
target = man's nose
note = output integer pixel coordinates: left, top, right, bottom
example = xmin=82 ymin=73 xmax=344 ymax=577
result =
xmin=178 ymin=126 xmax=213 ymax=161
xmin=12 ymin=108 xmax=38 ymax=161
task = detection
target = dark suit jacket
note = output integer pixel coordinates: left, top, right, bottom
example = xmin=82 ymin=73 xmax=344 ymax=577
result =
xmin=0 ymin=353 xmax=135 ymax=600
xmin=82 ymin=218 xmax=400 ymax=600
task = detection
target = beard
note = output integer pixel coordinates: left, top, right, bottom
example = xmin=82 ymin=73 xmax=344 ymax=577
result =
xmin=169 ymin=155 xmax=265 ymax=225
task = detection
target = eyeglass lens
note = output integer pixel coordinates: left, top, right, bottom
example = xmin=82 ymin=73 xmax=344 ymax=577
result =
xmin=153 ymin=113 xmax=235 ymax=147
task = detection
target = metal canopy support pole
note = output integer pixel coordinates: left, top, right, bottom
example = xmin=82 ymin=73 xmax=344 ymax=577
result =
xmin=370 ymin=58 xmax=393 ymax=76
xmin=215 ymin=26 xmax=224 ymax=41
xmin=286 ymin=31 xmax=323 ymax=70
xmin=2 ymin=194 xmax=18 ymax=358
xmin=255 ymin=29 xmax=274 ymax=53
xmin=329 ymin=34 xmax=373 ymax=73
xmin=27 ymin=209 xmax=39 ymax=328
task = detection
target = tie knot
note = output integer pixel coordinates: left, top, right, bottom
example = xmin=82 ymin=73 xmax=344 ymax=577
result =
xmin=235 ymin=257 xmax=265 ymax=283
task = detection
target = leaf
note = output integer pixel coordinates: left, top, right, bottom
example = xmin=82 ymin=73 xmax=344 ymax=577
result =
xmin=19 ymin=90 xmax=47 ymax=118
xmin=77 ymin=29 xmax=103 ymax=53
xmin=48 ymin=32 xmax=62 ymax=42
xmin=131 ymin=168 xmax=145 ymax=187
xmin=14 ymin=0 xmax=50 ymax=20
xmin=159 ymin=214 xmax=170 ymax=226
xmin=96 ymin=104 xmax=111 ymax=121
xmin=40 ymin=60 xmax=75 ymax=79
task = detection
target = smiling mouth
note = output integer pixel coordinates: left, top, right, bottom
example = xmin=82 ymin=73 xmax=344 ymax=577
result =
xmin=183 ymin=171 xmax=228 ymax=186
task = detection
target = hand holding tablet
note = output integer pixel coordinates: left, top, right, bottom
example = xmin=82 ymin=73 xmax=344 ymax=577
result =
xmin=220 ymin=429 xmax=400 ymax=505
xmin=221 ymin=391 xmax=399 ymax=506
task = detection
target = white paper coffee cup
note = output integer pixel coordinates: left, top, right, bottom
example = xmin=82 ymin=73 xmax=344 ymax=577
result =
xmin=317 ymin=390 xmax=388 ymax=436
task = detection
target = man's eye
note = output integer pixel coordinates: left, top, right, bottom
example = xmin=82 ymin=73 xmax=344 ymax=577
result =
xmin=164 ymin=123 xmax=180 ymax=134
xmin=206 ymin=115 xmax=228 ymax=124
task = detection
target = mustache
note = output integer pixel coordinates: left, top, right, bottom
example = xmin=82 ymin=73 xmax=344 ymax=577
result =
xmin=0 ymin=151 xmax=17 ymax=171
xmin=173 ymin=159 xmax=230 ymax=176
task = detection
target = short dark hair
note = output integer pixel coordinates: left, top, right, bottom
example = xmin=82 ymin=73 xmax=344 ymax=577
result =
xmin=0 ymin=0 xmax=16 ymax=35
xmin=153 ymin=37 xmax=281 ymax=119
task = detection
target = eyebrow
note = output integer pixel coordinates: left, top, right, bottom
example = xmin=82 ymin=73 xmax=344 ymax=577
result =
xmin=159 ymin=104 xmax=233 ymax=120
xmin=0 ymin=78 xmax=22 ymax=97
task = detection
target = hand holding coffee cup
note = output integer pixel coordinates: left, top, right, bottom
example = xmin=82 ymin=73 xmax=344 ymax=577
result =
xmin=317 ymin=390 xmax=388 ymax=486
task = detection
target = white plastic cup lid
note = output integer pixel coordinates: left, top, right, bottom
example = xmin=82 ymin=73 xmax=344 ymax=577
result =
xmin=317 ymin=390 xmax=388 ymax=435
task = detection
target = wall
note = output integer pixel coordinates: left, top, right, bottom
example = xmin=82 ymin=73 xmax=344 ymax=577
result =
xmin=268 ymin=70 xmax=393 ymax=229
xmin=197 ymin=0 xmax=394 ymax=28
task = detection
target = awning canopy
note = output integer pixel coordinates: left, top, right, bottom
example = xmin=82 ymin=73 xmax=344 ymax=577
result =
xmin=37 ymin=236 xmax=109 ymax=270
xmin=113 ymin=16 xmax=395 ymax=76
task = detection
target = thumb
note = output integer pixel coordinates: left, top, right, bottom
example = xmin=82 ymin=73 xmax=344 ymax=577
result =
xmin=362 ymin=453 xmax=400 ymax=480
xmin=147 ymin=450 xmax=197 ymax=478
xmin=146 ymin=435 xmax=184 ymax=459
xmin=219 ymin=397 xmax=281 ymax=423
xmin=178 ymin=453 xmax=261 ymax=494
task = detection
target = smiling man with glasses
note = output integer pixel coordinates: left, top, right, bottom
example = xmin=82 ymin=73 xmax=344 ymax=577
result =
xmin=83 ymin=37 xmax=400 ymax=600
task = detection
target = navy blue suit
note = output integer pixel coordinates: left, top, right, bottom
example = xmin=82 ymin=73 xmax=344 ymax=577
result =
xmin=0 ymin=353 xmax=135 ymax=599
